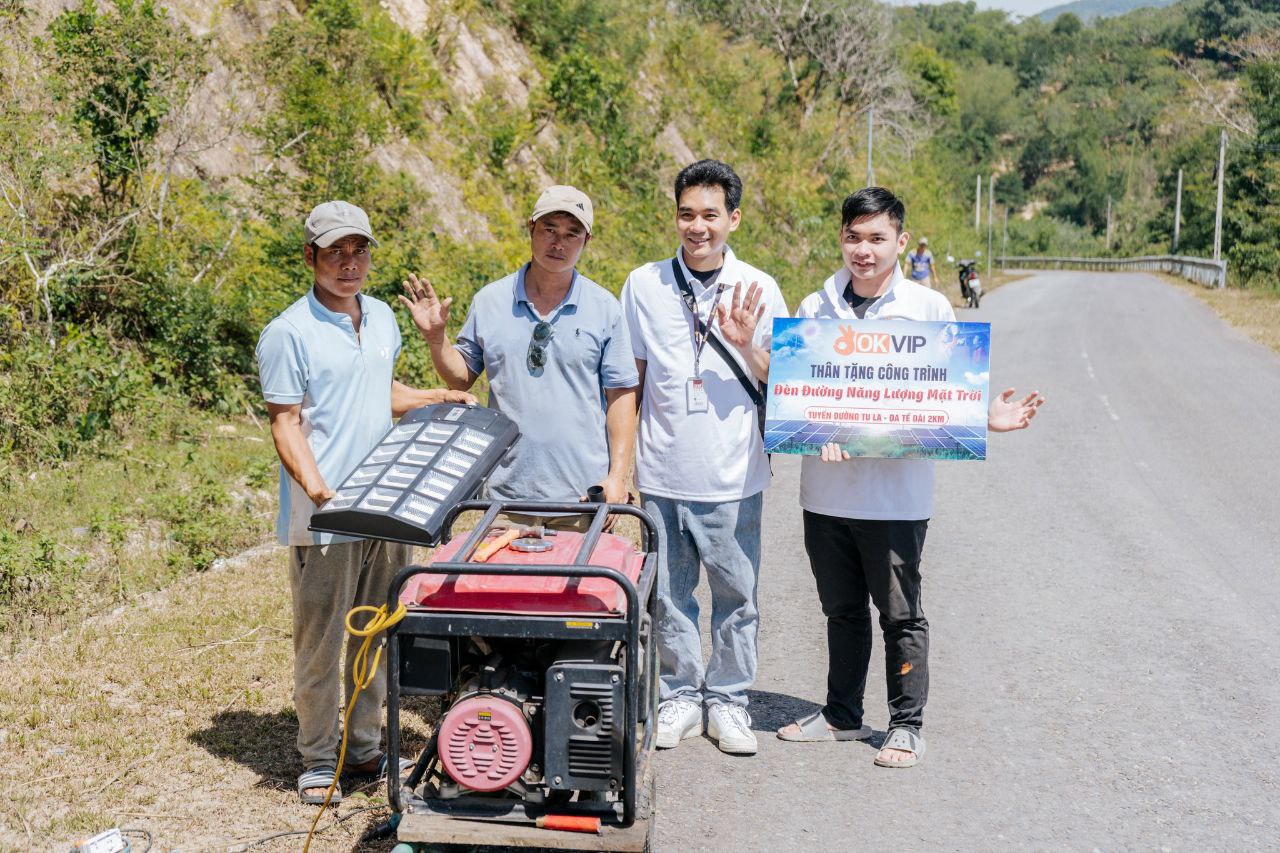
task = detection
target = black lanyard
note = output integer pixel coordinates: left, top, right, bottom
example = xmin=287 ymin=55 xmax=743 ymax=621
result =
xmin=671 ymin=260 xmax=726 ymax=374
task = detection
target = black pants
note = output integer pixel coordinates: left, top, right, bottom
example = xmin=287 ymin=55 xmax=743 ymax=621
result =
xmin=803 ymin=511 xmax=930 ymax=733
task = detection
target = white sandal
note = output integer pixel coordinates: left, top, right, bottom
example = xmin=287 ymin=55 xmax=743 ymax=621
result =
xmin=298 ymin=765 xmax=341 ymax=804
xmin=873 ymin=727 xmax=925 ymax=768
xmin=777 ymin=710 xmax=873 ymax=742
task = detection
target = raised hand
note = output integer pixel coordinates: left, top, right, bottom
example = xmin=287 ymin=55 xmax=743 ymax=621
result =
xmin=398 ymin=273 xmax=452 ymax=344
xmin=715 ymin=281 xmax=766 ymax=350
xmin=987 ymin=388 xmax=1045 ymax=432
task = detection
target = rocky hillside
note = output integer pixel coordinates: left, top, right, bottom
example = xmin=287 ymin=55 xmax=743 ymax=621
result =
xmin=5 ymin=0 xmax=1276 ymax=466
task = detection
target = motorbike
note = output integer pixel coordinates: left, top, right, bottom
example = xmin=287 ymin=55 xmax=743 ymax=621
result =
xmin=951 ymin=257 xmax=982 ymax=308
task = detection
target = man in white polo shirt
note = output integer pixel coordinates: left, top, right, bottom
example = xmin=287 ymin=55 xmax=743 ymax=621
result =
xmin=621 ymin=160 xmax=790 ymax=755
xmin=776 ymin=187 xmax=1043 ymax=768
xmin=256 ymin=201 xmax=474 ymax=804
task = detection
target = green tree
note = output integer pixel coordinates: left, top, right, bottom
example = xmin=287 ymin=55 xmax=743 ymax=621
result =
xmin=544 ymin=50 xmax=656 ymax=181
xmin=1226 ymin=56 xmax=1280 ymax=286
xmin=46 ymin=0 xmax=205 ymax=210
xmin=254 ymin=0 xmax=435 ymax=204
xmin=950 ymin=61 xmax=1020 ymax=166
xmin=501 ymin=0 xmax=622 ymax=59
xmin=896 ymin=2 xmax=1021 ymax=69
xmin=1148 ymin=130 xmax=1219 ymax=255
xmin=906 ymin=43 xmax=958 ymax=118
xmin=1185 ymin=0 xmax=1280 ymax=60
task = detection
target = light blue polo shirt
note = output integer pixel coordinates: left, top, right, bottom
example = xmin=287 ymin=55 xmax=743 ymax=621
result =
xmin=456 ymin=265 xmax=638 ymax=501
xmin=256 ymin=289 xmax=402 ymax=546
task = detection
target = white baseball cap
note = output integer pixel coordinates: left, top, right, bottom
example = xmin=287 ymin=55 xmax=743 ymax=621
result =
xmin=530 ymin=185 xmax=593 ymax=234
xmin=305 ymin=200 xmax=379 ymax=248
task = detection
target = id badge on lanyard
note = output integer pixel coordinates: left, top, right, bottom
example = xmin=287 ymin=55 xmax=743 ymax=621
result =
xmin=686 ymin=377 xmax=709 ymax=413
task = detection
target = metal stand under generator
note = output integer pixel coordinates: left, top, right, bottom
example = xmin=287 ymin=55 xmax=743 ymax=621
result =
xmin=310 ymin=404 xmax=658 ymax=852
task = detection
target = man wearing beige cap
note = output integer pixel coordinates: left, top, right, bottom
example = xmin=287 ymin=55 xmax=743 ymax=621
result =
xmin=400 ymin=186 xmax=639 ymax=507
xmin=256 ymin=200 xmax=474 ymax=804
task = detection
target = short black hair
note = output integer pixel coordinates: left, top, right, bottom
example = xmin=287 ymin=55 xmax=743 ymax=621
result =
xmin=675 ymin=159 xmax=743 ymax=213
xmin=841 ymin=187 xmax=905 ymax=232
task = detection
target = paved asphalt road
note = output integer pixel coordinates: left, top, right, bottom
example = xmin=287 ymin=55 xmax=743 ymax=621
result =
xmin=650 ymin=272 xmax=1280 ymax=851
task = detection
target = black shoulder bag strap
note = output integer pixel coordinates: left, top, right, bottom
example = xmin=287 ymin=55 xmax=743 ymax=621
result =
xmin=671 ymin=260 xmax=767 ymax=438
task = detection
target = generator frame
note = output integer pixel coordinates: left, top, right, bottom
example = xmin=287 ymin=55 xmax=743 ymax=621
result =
xmin=383 ymin=499 xmax=660 ymax=849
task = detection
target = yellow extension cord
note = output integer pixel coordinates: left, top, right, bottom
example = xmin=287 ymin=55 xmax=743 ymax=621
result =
xmin=302 ymin=600 xmax=407 ymax=853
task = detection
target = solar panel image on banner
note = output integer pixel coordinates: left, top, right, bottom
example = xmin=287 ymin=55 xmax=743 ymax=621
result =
xmin=763 ymin=420 xmax=986 ymax=460
xmin=309 ymin=404 xmax=519 ymax=546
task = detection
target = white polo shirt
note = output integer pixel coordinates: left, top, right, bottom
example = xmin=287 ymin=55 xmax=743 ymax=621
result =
xmin=621 ymin=247 xmax=790 ymax=502
xmin=796 ymin=265 xmax=956 ymax=521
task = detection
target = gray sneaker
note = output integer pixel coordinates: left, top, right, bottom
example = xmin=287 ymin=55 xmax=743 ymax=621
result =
xmin=655 ymin=698 xmax=702 ymax=749
xmin=707 ymin=703 xmax=757 ymax=755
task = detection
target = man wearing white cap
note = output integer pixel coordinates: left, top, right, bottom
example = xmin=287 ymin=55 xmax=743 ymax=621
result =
xmin=401 ymin=186 xmax=639 ymax=509
xmin=256 ymin=200 xmax=475 ymax=804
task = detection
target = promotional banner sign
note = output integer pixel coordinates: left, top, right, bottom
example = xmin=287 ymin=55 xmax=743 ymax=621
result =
xmin=765 ymin=318 xmax=991 ymax=460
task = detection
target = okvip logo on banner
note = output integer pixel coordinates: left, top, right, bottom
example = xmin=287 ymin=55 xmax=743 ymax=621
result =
xmin=764 ymin=318 xmax=992 ymax=460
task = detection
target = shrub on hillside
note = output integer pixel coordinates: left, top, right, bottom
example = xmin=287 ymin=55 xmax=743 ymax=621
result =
xmin=0 ymin=323 xmax=156 ymax=462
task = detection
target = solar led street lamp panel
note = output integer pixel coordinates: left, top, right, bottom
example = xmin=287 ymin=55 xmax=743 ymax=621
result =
xmin=309 ymin=404 xmax=519 ymax=546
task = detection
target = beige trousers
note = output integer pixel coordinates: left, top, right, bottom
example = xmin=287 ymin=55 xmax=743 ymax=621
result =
xmin=288 ymin=539 xmax=413 ymax=770
xmin=501 ymin=510 xmax=596 ymax=534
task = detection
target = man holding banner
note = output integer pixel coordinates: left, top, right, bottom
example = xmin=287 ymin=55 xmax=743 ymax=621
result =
xmin=775 ymin=187 xmax=1043 ymax=768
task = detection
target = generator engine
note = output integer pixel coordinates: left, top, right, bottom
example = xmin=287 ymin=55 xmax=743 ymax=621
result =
xmin=384 ymin=499 xmax=658 ymax=832
xmin=429 ymin=638 xmax=629 ymax=799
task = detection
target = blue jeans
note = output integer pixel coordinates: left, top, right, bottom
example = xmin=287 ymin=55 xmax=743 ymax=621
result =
xmin=642 ymin=492 xmax=763 ymax=708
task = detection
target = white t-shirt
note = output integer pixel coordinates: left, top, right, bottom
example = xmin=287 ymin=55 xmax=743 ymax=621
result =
xmin=621 ymin=247 xmax=790 ymax=502
xmin=796 ymin=265 xmax=957 ymax=521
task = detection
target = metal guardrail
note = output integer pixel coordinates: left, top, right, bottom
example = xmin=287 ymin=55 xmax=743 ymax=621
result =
xmin=999 ymin=255 xmax=1228 ymax=288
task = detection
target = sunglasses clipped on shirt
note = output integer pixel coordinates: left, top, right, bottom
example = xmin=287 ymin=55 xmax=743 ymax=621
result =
xmin=527 ymin=320 xmax=553 ymax=370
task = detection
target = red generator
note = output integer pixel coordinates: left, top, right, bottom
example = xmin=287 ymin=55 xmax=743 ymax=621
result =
xmin=383 ymin=498 xmax=659 ymax=851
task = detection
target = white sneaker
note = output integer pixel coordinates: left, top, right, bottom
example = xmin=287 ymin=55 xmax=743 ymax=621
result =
xmin=707 ymin=704 xmax=757 ymax=755
xmin=655 ymin=699 xmax=703 ymax=749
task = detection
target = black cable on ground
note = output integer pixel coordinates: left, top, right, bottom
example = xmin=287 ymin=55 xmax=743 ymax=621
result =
xmin=119 ymin=829 xmax=152 ymax=853
xmin=230 ymin=805 xmax=389 ymax=851
xmin=359 ymin=812 xmax=401 ymax=843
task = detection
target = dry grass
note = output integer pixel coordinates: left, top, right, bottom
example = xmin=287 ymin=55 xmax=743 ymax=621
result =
xmin=938 ymin=268 xmax=1027 ymax=309
xmin=0 ymin=542 xmax=440 ymax=853
xmin=1169 ymin=278 xmax=1280 ymax=355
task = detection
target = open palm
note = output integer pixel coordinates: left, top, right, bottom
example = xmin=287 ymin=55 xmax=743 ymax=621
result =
xmin=398 ymin=273 xmax=452 ymax=344
xmin=715 ymin=281 xmax=765 ymax=349
xmin=988 ymin=388 xmax=1045 ymax=432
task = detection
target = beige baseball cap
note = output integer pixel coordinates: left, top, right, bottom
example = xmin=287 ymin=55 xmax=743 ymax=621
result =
xmin=305 ymin=200 xmax=379 ymax=248
xmin=529 ymin=185 xmax=593 ymax=234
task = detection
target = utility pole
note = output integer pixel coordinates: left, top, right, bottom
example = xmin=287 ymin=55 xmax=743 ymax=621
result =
xmin=1213 ymin=130 xmax=1226 ymax=261
xmin=1001 ymin=206 xmax=1009 ymax=266
xmin=866 ymin=108 xmax=874 ymax=187
xmin=1173 ymin=167 xmax=1183 ymax=254
xmin=986 ymin=174 xmax=994 ymax=279
xmin=1105 ymin=195 xmax=1113 ymax=252
xmin=975 ymin=175 xmax=981 ymax=233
